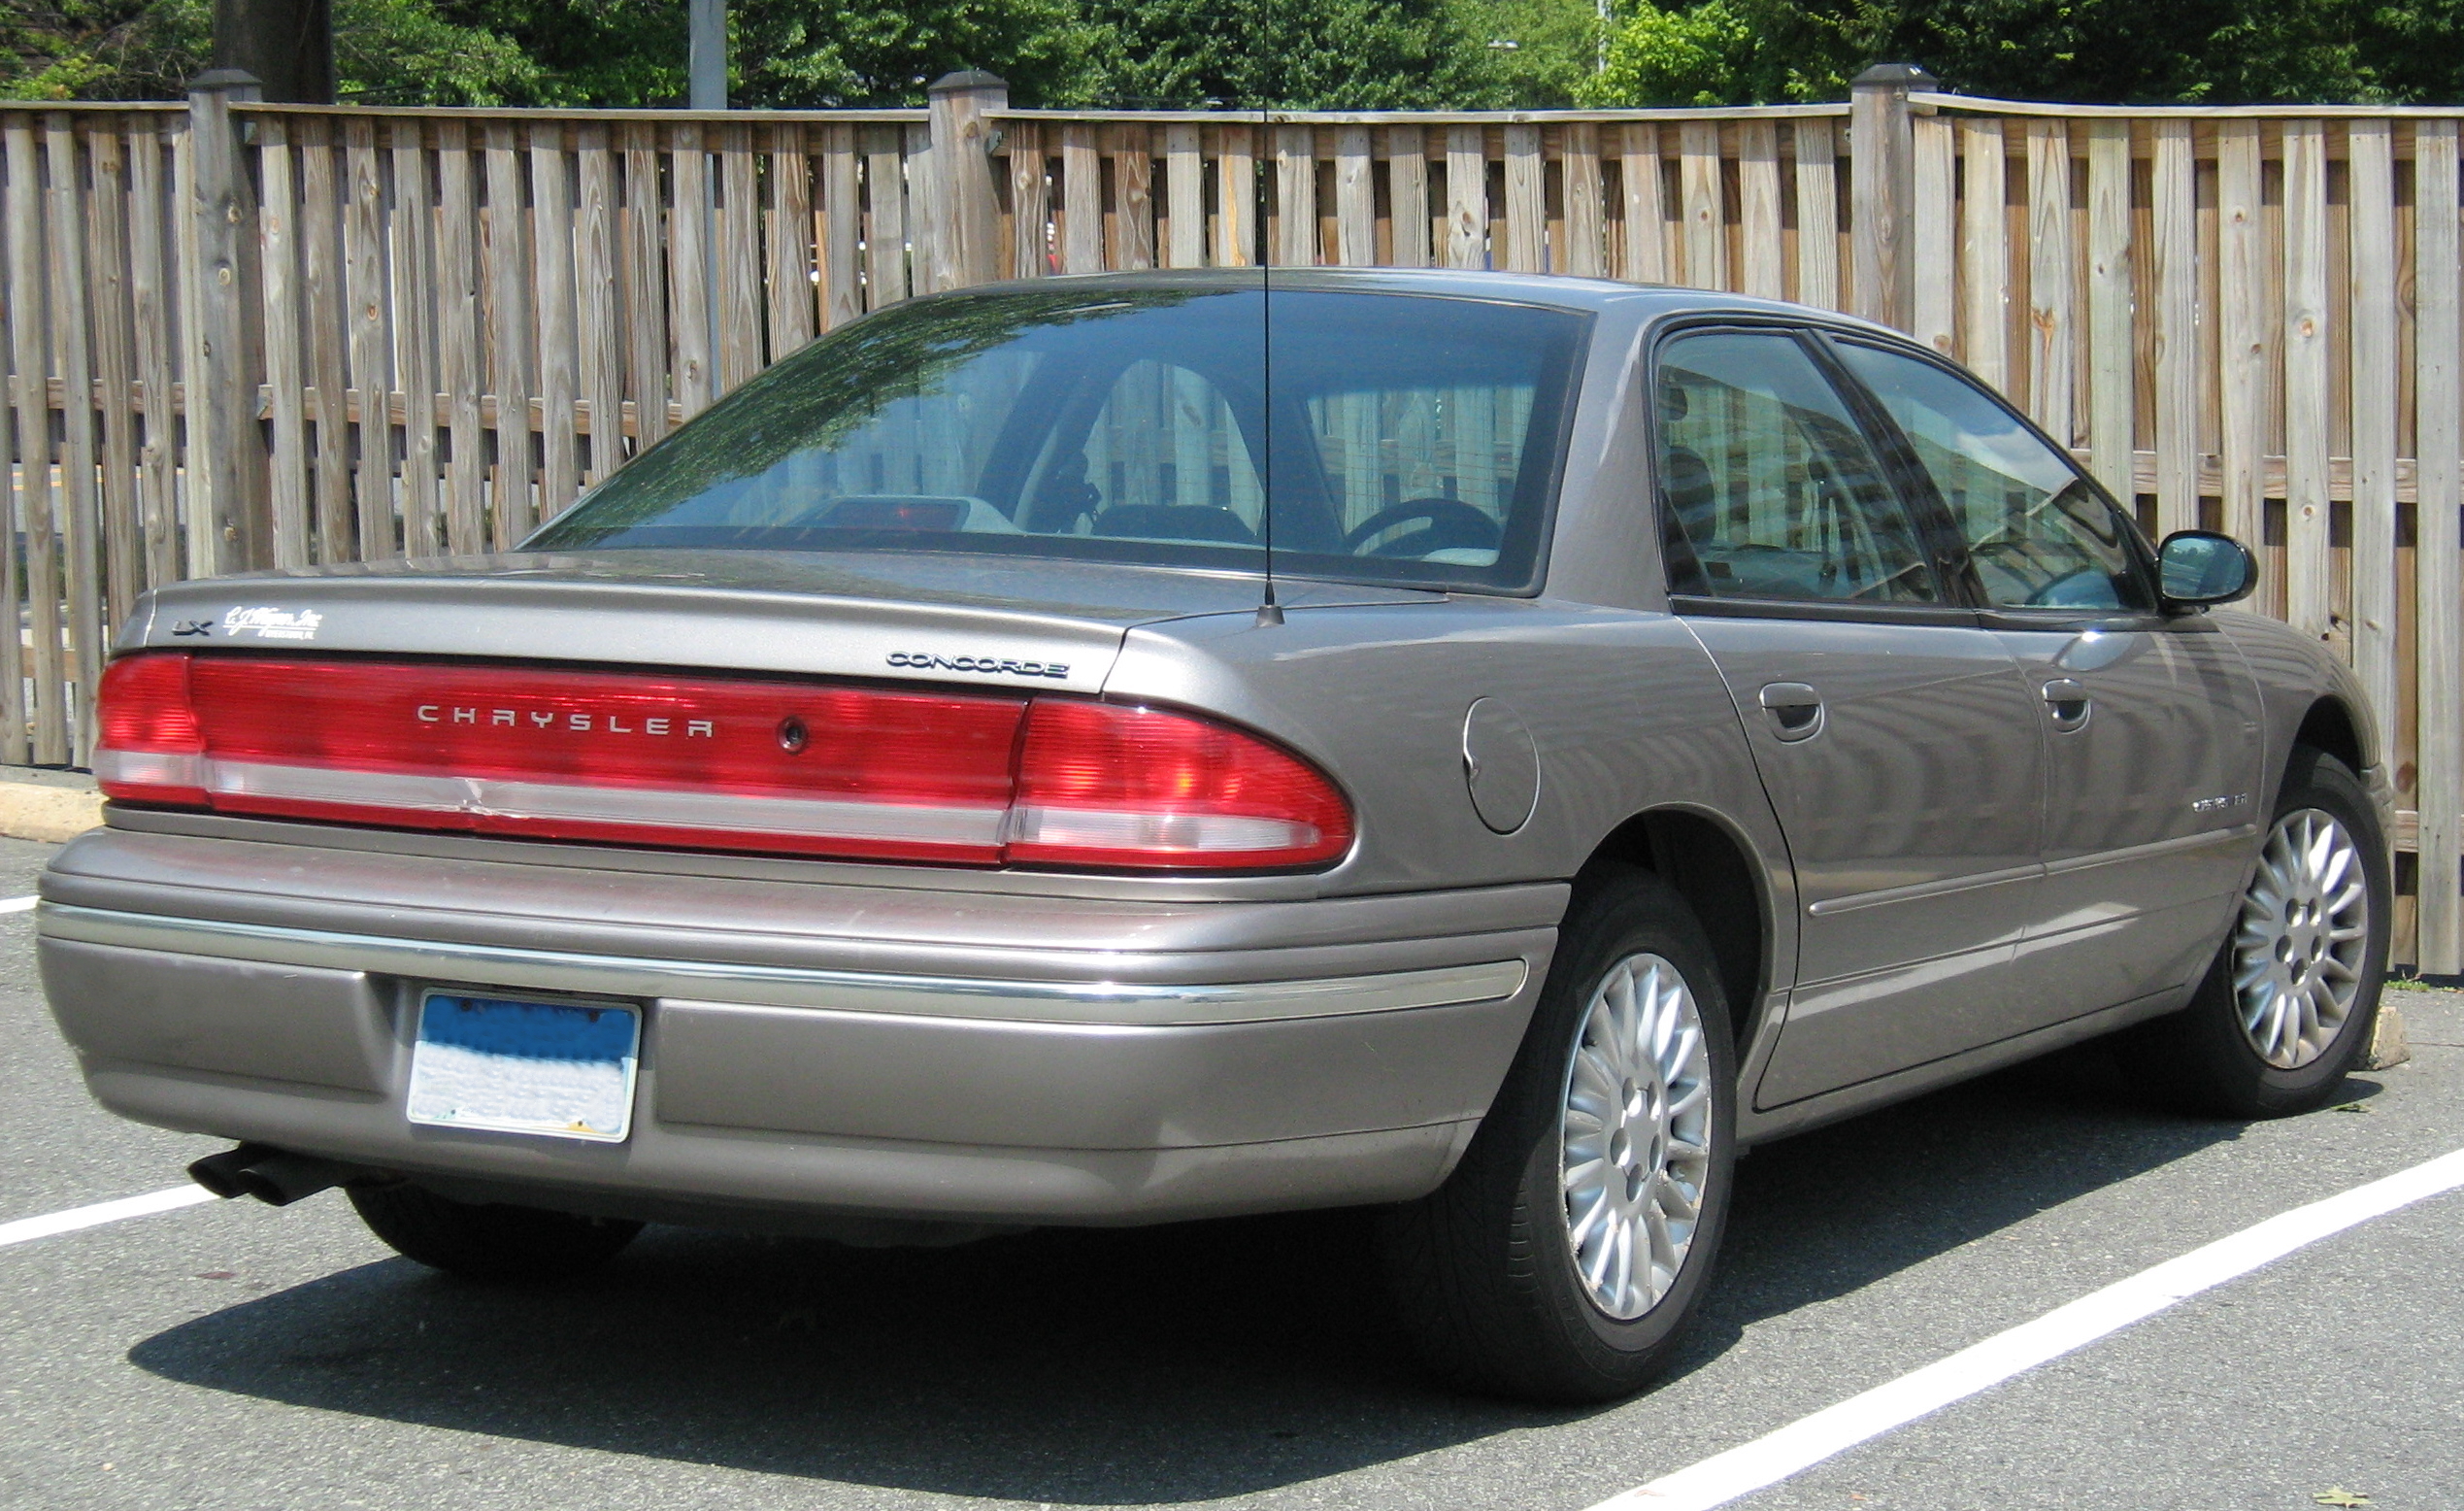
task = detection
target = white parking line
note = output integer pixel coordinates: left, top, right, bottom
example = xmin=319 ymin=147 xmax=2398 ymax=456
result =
xmin=0 ymin=896 xmax=37 ymax=914
xmin=0 ymin=1185 xmax=218 ymax=1252
xmin=1589 ymin=1144 xmax=2464 ymax=1511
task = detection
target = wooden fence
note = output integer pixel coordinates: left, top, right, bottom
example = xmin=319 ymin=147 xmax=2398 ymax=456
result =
xmin=3 ymin=68 xmax=2463 ymax=966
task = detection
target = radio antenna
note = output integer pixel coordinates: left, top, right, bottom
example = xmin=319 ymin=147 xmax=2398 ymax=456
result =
xmin=1254 ymin=100 xmax=1283 ymax=628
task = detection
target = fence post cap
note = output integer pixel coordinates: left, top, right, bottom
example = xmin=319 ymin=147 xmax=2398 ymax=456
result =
xmin=929 ymin=69 xmax=1009 ymax=94
xmin=186 ymin=68 xmax=264 ymax=95
xmin=1850 ymin=63 xmax=1938 ymax=89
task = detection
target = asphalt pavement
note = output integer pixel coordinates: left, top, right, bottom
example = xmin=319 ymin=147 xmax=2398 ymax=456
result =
xmin=2 ymin=829 xmax=2458 ymax=1511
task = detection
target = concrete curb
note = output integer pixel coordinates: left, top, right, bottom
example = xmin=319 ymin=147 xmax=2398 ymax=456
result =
xmin=0 ymin=771 xmax=103 ymax=844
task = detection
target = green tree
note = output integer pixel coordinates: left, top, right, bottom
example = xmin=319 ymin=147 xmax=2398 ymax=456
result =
xmin=1444 ymin=0 xmax=1599 ymax=108
xmin=3 ymin=0 xmax=539 ymax=101
xmin=1576 ymin=0 xmax=1757 ymax=106
xmin=1078 ymin=0 xmax=1507 ymax=108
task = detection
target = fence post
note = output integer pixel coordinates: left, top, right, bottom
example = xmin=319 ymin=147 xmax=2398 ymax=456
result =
xmin=1849 ymin=63 xmax=1933 ymax=332
xmin=185 ymin=69 xmax=272 ymax=573
xmin=929 ymin=71 xmax=1008 ymax=289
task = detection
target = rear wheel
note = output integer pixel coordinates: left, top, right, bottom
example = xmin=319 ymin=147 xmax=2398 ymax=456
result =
xmin=1380 ymin=868 xmax=1736 ymax=1402
xmin=349 ymin=1183 xmax=641 ymax=1281
xmin=2130 ymin=746 xmax=2389 ymax=1118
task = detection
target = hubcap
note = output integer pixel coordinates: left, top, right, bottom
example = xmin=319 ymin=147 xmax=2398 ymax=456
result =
xmin=2234 ymin=808 xmax=2370 ymax=1069
xmin=1558 ymin=952 xmax=1714 ymax=1321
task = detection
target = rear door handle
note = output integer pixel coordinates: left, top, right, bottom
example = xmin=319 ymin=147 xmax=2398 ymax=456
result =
xmin=1758 ymin=682 xmax=1824 ymax=742
xmin=2042 ymin=678 xmax=2089 ymax=731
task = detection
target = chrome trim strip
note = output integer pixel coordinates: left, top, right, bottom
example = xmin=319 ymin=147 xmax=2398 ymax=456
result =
xmin=2041 ymin=823 xmax=2258 ymax=877
xmin=1805 ymin=860 xmax=2043 ymax=918
xmin=37 ymin=903 xmax=1529 ymax=1027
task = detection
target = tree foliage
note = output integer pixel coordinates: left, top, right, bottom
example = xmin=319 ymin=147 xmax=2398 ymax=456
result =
xmin=10 ymin=0 xmax=2464 ymax=107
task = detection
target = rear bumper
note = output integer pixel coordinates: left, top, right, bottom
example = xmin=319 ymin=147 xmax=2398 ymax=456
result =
xmin=38 ymin=824 xmax=1559 ymax=1227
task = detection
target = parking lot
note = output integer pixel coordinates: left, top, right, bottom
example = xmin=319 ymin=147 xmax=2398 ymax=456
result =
xmin=2 ymin=829 xmax=2458 ymax=1511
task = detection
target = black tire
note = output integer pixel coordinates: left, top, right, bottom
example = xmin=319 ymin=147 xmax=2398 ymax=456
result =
xmin=1379 ymin=867 xmax=1738 ymax=1403
xmin=2128 ymin=745 xmax=2390 ymax=1119
xmin=349 ymin=1183 xmax=642 ymax=1281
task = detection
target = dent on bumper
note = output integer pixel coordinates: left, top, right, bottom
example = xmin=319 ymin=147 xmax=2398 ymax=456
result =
xmin=40 ymin=892 xmax=1551 ymax=1226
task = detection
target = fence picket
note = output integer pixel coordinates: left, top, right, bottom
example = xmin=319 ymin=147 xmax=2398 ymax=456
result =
xmin=819 ymin=124 xmax=860 ymax=325
xmin=1165 ymin=123 xmax=1203 ymax=269
xmin=123 ymin=119 xmax=176 ymax=594
xmin=436 ymin=120 xmax=485 ymax=551
xmin=576 ymin=123 xmax=624 ymax=482
xmin=532 ymin=127 xmax=580 ymax=520
xmin=1216 ymin=124 xmax=1254 ymax=267
xmin=2086 ymin=118 xmax=2134 ymax=499
xmin=2281 ymin=120 xmax=2334 ymax=642
xmin=257 ymin=116 xmax=309 ymax=568
xmin=2415 ymin=120 xmax=2462 ymax=973
xmin=2023 ymin=119 xmax=2073 ymax=440
xmin=1276 ymin=126 xmax=1316 ymax=266
xmin=1115 ymin=125 xmax=1155 ymax=270
xmin=2152 ymin=118 xmax=2199 ymax=537
xmin=1059 ymin=125 xmax=1099 ymax=275
xmin=1505 ymin=124 xmax=1546 ymax=273
xmin=88 ymin=122 xmax=142 ymax=621
xmin=484 ymin=119 xmax=535 ymax=537
xmin=0 ymin=115 xmax=34 ymax=762
xmin=1618 ymin=123 xmax=1665 ymax=284
xmin=392 ymin=118 xmax=440 ymax=555
xmin=2347 ymin=119 xmax=2398 ymax=731
xmin=1678 ymin=120 xmax=1723 ymax=289
xmin=1446 ymin=125 xmax=1485 ymax=270
xmin=1336 ymin=125 xmax=1375 ymax=267
xmin=1389 ymin=126 xmax=1429 ymax=269
xmin=1960 ymin=117 xmax=2008 ymax=392
xmin=1738 ymin=120 xmax=1780 ymax=299
xmin=1791 ymin=119 xmax=1835 ymax=308
xmin=2216 ymin=119 xmax=2265 ymax=559
xmin=43 ymin=116 xmax=93 ymax=761
xmin=302 ymin=118 xmax=350 ymax=559
xmin=346 ymin=117 xmax=393 ymax=560
xmin=1912 ymin=114 xmax=1954 ymax=355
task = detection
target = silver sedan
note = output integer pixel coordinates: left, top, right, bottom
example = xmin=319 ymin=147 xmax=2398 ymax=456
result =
xmin=40 ymin=269 xmax=2391 ymax=1402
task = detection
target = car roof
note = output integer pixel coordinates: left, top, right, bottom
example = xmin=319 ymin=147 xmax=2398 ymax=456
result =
xmin=916 ymin=265 xmax=1908 ymax=338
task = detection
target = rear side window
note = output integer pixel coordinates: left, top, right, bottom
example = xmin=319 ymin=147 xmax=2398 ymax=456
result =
xmin=1831 ymin=341 xmax=2149 ymax=613
xmin=1655 ymin=330 xmax=1941 ymax=605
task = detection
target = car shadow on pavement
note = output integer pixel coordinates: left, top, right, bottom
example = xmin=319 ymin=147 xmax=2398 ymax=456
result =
xmin=126 ymin=1050 xmax=2299 ymax=1503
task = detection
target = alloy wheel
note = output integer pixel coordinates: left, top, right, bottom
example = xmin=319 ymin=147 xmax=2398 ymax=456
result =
xmin=1557 ymin=952 xmax=1714 ymax=1321
xmin=2233 ymin=808 xmax=2370 ymax=1069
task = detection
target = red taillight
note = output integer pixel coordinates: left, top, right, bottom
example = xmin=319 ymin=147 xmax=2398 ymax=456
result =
xmin=91 ymin=652 xmax=1353 ymax=871
xmin=1009 ymin=699 xmax=1352 ymax=869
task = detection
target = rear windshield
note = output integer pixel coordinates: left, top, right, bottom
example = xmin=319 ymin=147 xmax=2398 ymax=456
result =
xmin=527 ymin=285 xmax=1590 ymax=593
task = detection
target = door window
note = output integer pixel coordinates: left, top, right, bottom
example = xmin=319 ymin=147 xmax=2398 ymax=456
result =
xmin=1655 ymin=330 xmax=1941 ymax=605
xmin=1831 ymin=341 xmax=2149 ymax=613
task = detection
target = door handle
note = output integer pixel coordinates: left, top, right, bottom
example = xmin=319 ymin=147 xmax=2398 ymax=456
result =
xmin=2042 ymin=678 xmax=2089 ymax=731
xmin=1758 ymin=682 xmax=1824 ymax=742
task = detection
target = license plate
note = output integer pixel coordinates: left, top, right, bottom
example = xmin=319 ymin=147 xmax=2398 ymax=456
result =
xmin=407 ymin=993 xmax=641 ymax=1142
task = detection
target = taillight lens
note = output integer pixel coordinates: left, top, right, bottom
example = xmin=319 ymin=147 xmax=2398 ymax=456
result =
xmin=91 ymin=653 xmax=1353 ymax=872
xmin=1009 ymin=699 xmax=1352 ymax=869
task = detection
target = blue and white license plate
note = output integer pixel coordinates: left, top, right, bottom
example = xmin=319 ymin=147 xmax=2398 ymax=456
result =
xmin=407 ymin=993 xmax=641 ymax=1142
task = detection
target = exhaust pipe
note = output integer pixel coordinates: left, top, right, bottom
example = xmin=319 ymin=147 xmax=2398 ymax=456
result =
xmin=185 ymin=1144 xmax=357 ymax=1206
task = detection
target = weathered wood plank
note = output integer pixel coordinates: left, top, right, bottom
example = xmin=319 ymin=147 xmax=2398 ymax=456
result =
xmin=1959 ymin=117 xmax=2008 ymax=392
xmin=668 ymin=120 xmax=715 ymax=420
xmin=2348 ymin=118 xmax=2398 ymax=725
xmin=1335 ymin=124 xmax=1375 ymax=267
xmin=1115 ymin=124 xmax=1154 ymax=270
xmin=1791 ymin=119 xmax=1836 ymax=308
xmin=1446 ymin=124 xmax=1486 ymax=270
xmin=171 ymin=116 xmax=212 ymax=578
xmin=1563 ymin=121 xmax=1603 ymax=279
xmin=818 ymin=123 xmax=861 ymax=324
xmin=2024 ymin=118 xmax=2074 ymax=441
xmin=1738 ymin=119 xmax=1781 ymax=298
xmin=124 ymin=120 xmax=178 ymax=593
xmin=1006 ymin=122 xmax=1047 ymax=279
xmin=302 ymin=118 xmax=351 ymax=560
xmin=1059 ymin=124 xmax=1100 ymax=274
xmin=576 ymin=122 xmax=624 ymax=482
xmin=0 ymin=117 xmax=36 ymax=761
xmin=391 ymin=117 xmax=439 ymax=555
xmin=1276 ymin=126 xmax=1316 ymax=266
xmin=2215 ymin=119 xmax=2265 ymax=561
xmin=484 ymin=118 xmax=539 ymax=540
xmin=1165 ymin=122 xmax=1203 ymax=269
xmin=1618 ymin=123 xmax=1665 ymax=284
xmin=346 ymin=115 xmax=394 ymax=560
xmin=437 ymin=118 xmax=486 ymax=552
xmin=1215 ymin=123 xmax=1254 ymax=267
xmin=1911 ymin=114 xmax=1955 ymax=356
xmin=1388 ymin=125 xmax=1430 ymax=268
xmin=2281 ymin=118 xmax=2331 ymax=639
xmin=256 ymin=116 xmax=310 ymax=568
xmin=2086 ymin=118 xmax=2134 ymax=500
xmin=87 ymin=122 xmax=142 ymax=621
xmin=715 ymin=122 xmax=762 ymax=395
xmin=43 ymin=116 xmax=96 ymax=760
xmin=2414 ymin=118 xmax=2462 ymax=971
xmin=904 ymin=122 xmax=938 ymax=294
xmin=1678 ymin=119 xmax=1723 ymax=289
xmin=531 ymin=128 xmax=579 ymax=520
xmin=2151 ymin=119 xmax=2199 ymax=535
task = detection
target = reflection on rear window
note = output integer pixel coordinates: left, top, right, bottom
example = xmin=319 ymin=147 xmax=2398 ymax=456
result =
xmin=527 ymin=286 xmax=1589 ymax=593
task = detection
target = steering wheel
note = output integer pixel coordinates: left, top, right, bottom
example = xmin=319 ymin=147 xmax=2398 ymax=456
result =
xmin=1345 ymin=498 xmax=1503 ymax=557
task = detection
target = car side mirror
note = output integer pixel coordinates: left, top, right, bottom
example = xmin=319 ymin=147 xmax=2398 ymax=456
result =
xmin=2156 ymin=530 xmax=2257 ymax=608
